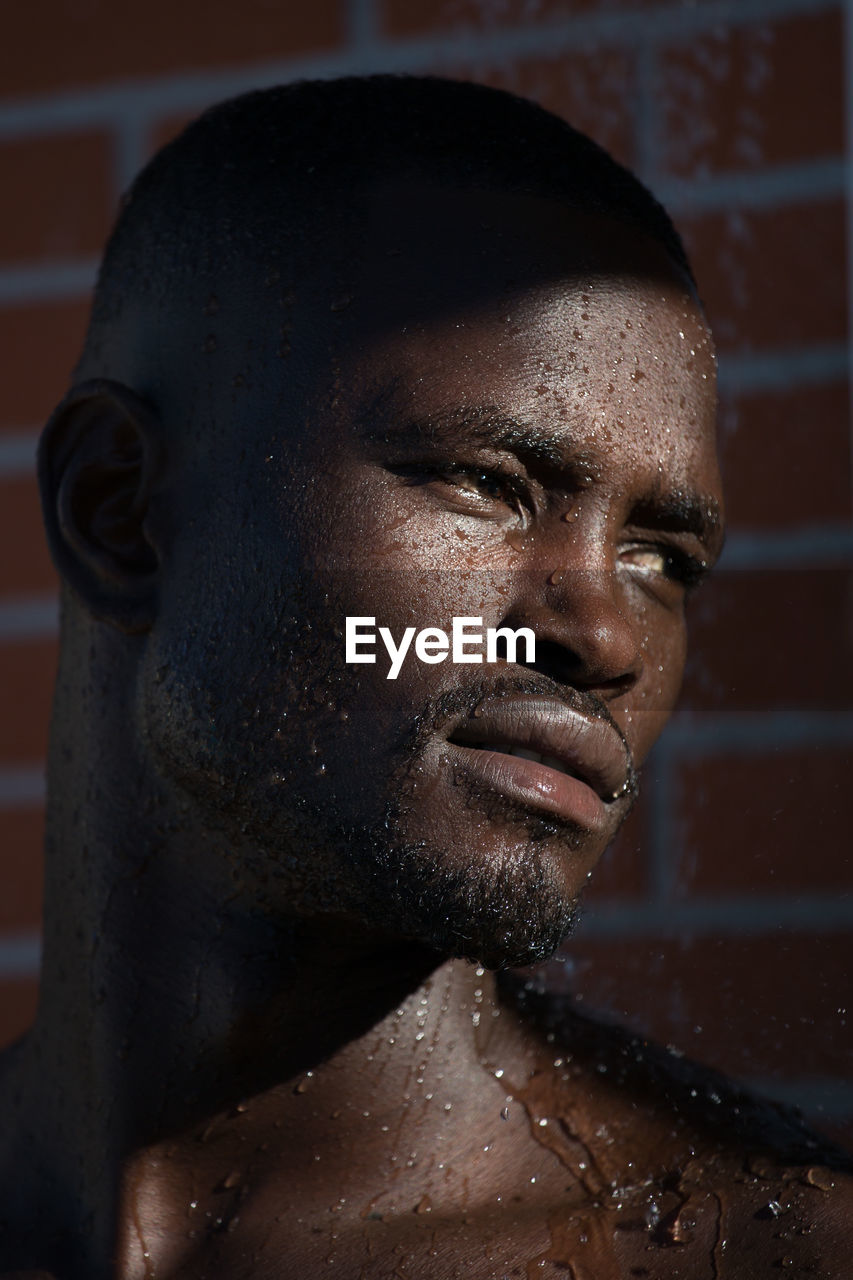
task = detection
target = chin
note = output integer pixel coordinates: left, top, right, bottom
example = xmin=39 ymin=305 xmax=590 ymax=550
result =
xmin=338 ymin=818 xmax=585 ymax=970
xmin=449 ymin=913 xmax=580 ymax=972
xmin=434 ymin=888 xmax=581 ymax=972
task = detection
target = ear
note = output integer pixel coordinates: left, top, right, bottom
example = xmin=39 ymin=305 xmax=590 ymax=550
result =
xmin=37 ymin=379 xmax=165 ymax=634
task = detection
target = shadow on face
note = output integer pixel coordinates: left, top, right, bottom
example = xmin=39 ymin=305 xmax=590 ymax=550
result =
xmin=44 ymin=181 xmax=724 ymax=971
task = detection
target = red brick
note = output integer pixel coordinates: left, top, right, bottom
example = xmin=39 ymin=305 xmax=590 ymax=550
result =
xmin=682 ymin=199 xmax=847 ymax=353
xmin=0 ymin=638 xmax=58 ymax=763
xmin=673 ymin=748 xmax=853 ymax=898
xmin=1 ymin=0 xmax=345 ymax=99
xmin=0 ymin=476 xmax=56 ymax=595
xmin=382 ymin=0 xmax=660 ymax=40
xmin=0 ymin=977 xmax=38 ymax=1050
xmin=452 ymin=48 xmax=637 ymax=170
xmin=682 ymin=567 xmax=852 ymax=713
xmin=0 ymin=134 xmax=113 ymax=266
xmin=551 ymin=931 xmax=853 ymax=1081
xmin=658 ymin=11 xmax=845 ymax=178
xmin=719 ymin=382 xmax=852 ymax=532
xmin=0 ymin=299 xmax=89 ymax=430
xmin=0 ymin=809 xmax=44 ymax=932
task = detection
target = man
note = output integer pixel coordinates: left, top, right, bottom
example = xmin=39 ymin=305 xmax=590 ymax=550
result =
xmin=1 ymin=75 xmax=850 ymax=1278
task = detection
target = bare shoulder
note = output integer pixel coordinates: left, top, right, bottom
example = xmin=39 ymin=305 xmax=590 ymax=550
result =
xmin=500 ymin=976 xmax=853 ymax=1275
xmin=712 ymin=1160 xmax=853 ymax=1277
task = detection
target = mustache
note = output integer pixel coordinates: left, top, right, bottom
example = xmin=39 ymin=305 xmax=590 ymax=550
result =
xmin=399 ymin=669 xmax=639 ymax=798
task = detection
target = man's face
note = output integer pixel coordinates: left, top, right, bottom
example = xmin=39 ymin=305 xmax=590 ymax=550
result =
xmin=142 ymin=186 xmax=723 ymax=968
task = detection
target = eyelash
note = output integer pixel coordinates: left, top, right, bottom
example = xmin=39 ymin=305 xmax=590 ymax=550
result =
xmin=393 ymin=461 xmax=710 ymax=593
xmin=645 ymin=546 xmax=709 ymax=593
xmin=395 ymin=461 xmax=532 ymax=512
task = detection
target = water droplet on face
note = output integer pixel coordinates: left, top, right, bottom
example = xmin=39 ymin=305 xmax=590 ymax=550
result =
xmin=548 ymin=569 xmax=564 ymax=586
xmin=804 ymin=1166 xmax=835 ymax=1191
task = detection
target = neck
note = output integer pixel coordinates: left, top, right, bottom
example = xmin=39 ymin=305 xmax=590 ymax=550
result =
xmin=2 ymin=624 xmax=537 ymax=1278
xmin=4 ymin=747 xmax=525 ymax=1278
xmin=106 ymin=956 xmax=528 ymax=1280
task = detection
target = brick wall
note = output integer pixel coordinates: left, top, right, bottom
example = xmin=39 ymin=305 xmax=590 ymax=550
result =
xmin=2 ymin=0 xmax=851 ymax=1143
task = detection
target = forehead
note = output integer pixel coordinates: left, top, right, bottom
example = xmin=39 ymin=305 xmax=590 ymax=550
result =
xmin=348 ymin=275 xmax=714 ymax=445
xmin=330 ymin=189 xmax=718 ymax=500
xmin=332 ymin=181 xmax=709 ymax=400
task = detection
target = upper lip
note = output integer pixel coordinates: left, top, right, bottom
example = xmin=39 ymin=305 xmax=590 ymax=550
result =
xmin=447 ymin=695 xmax=631 ymax=802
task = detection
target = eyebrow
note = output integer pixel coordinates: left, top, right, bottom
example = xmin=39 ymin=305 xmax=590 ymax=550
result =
xmin=361 ymin=402 xmax=592 ymax=470
xmin=362 ymin=402 xmax=725 ymax=551
xmin=630 ymin=491 xmax=725 ymax=557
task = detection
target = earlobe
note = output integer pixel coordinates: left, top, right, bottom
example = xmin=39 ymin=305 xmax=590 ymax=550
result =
xmin=37 ymin=379 xmax=165 ymax=634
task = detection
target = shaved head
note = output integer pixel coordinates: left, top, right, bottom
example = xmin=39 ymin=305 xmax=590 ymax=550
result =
xmin=77 ymin=75 xmax=695 ymax=394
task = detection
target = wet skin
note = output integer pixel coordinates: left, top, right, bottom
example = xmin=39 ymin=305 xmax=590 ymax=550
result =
xmin=1 ymin=186 xmax=852 ymax=1278
xmin=140 ymin=186 xmax=726 ymax=972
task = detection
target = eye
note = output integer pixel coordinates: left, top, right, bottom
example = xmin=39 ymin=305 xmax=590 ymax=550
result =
xmin=621 ymin=543 xmax=708 ymax=594
xmin=391 ymin=461 xmax=532 ymax=521
xmin=623 ymin=546 xmax=668 ymax=575
xmin=446 ymin=467 xmax=516 ymax=501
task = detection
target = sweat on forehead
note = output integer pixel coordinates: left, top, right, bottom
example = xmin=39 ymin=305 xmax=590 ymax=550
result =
xmin=74 ymin=75 xmax=697 ymax=395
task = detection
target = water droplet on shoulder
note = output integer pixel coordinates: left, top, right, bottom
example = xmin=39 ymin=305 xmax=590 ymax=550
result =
xmin=804 ymin=1166 xmax=835 ymax=1192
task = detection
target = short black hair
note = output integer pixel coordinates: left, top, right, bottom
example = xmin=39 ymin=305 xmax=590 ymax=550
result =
xmin=81 ymin=74 xmax=695 ymax=367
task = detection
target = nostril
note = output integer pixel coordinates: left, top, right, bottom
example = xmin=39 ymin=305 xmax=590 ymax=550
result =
xmin=526 ymin=638 xmax=577 ymax=683
xmin=489 ymin=630 xmax=514 ymax=664
xmin=525 ymin=638 xmax=640 ymax=696
xmin=488 ymin=633 xmax=579 ymax=682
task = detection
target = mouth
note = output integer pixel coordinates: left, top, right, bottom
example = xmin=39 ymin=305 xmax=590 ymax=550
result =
xmin=443 ymin=695 xmax=632 ymax=831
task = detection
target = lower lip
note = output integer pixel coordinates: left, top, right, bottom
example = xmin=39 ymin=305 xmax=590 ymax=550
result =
xmin=447 ymin=744 xmax=608 ymax=831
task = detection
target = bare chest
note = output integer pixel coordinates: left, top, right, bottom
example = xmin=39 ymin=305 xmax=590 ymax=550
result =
xmin=156 ymin=1172 xmax=838 ymax=1280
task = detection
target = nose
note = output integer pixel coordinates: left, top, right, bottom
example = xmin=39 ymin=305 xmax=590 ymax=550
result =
xmin=501 ymin=560 xmax=644 ymax=696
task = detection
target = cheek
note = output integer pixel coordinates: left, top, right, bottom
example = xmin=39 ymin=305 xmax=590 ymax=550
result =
xmin=625 ymin=610 xmax=688 ymax=763
xmin=313 ymin=510 xmax=516 ymax=640
xmin=137 ymin=533 xmax=326 ymax=793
